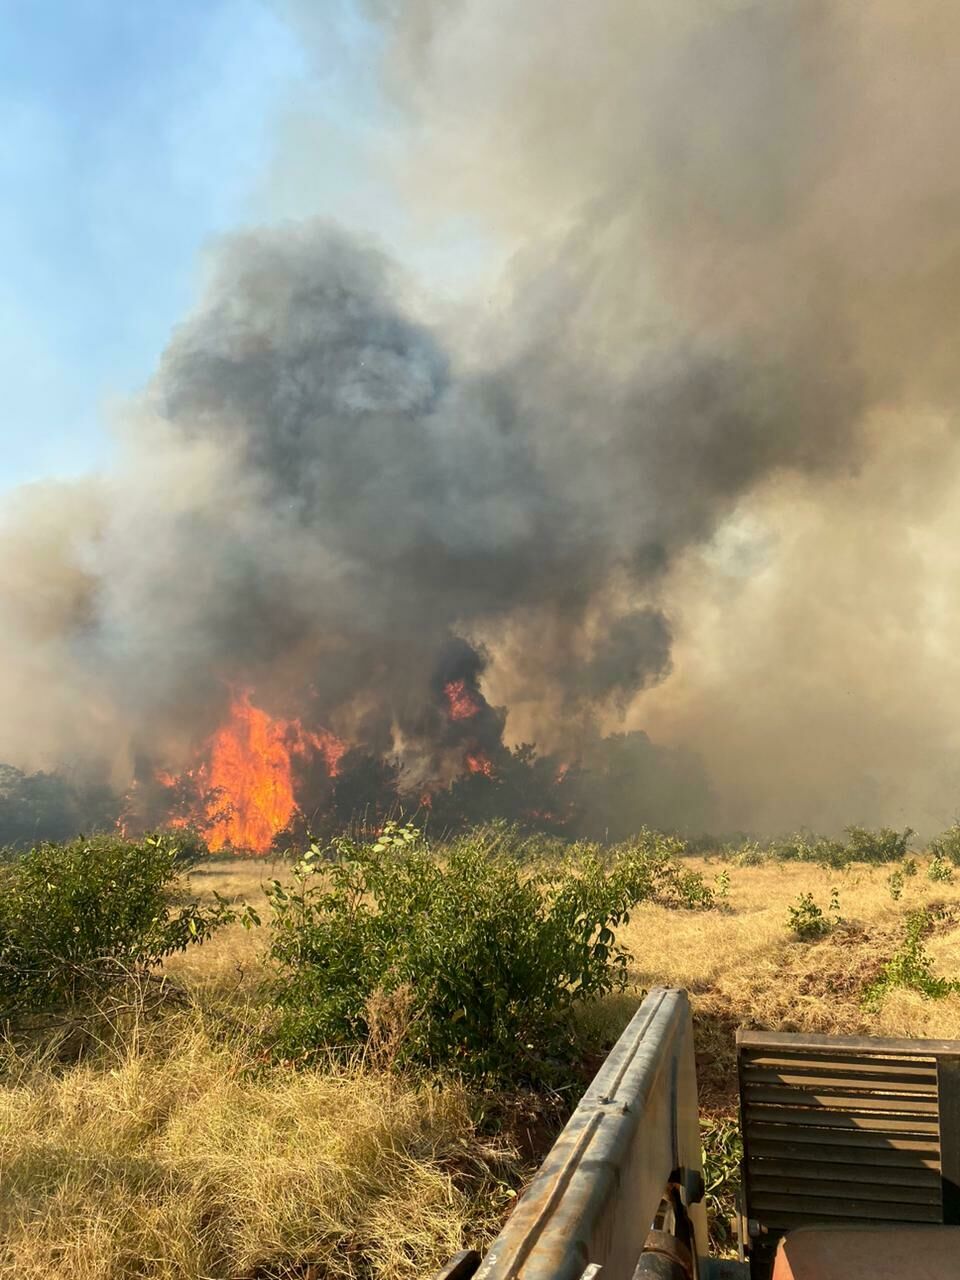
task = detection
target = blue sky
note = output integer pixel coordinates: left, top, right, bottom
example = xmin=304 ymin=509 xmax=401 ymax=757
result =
xmin=0 ymin=1 xmax=492 ymax=492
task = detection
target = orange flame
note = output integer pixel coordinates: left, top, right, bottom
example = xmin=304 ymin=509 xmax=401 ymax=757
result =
xmin=160 ymin=690 xmax=346 ymax=853
xmin=465 ymin=750 xmax=495 ymax=777
xmin=205 ymin=691 xmax=345 ymax=852
xmin=444 ymin=678 xmax=482 ymax=721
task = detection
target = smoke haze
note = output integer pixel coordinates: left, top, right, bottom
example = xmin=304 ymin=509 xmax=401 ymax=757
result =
xmin=4 ymin=0 xmax=960 ymax=835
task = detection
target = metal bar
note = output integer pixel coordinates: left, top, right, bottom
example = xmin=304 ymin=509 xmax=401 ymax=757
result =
xmin=741 ymin=1062 xmax=937 ymax=1084
xmin=472 ymin=988 xmax=707 ymax=1280
xmin=744 ymin=1126 xmax=940 ymax=1155
xmin=747 ymin=1174 xmax=939 ymax=1204
xmin=744 ymin=1157 xmax=940 ymax=1185
xmin=433 ymin=1252 xmax=482 ymax=1280
xmin=747 ymin=1191 xmax=942 ymax=1221
xmin=742 ymin=1106 xmax=940 ymax=1132
xmin=738 ymin=1030 xmax=960 ymax=1057
xmin=742 ymin=1086 xmax=939 ymax=1111
xmin=937 ymin=1055 xmax=960 ymax=1224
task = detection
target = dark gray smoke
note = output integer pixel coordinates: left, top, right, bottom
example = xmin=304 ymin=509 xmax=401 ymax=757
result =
xmin=5 ymin=1 xmax=960 ymax=835
xmin=0 ymin=223 xmax=695 ymax=798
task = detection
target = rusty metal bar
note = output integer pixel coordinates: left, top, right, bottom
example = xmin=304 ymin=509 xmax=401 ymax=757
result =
xmin=471 ymin=987 xmax=708 ymax=1280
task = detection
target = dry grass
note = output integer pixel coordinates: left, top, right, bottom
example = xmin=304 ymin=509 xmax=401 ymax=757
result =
xmin=0 ymin=1013 xmax=518 ymax=1280
xmin=4 ymin=850 xmax=960 ymax=1277
xmin=618 ymin=857 xmax=960 ymax=1107
xmin=162 ymin=857 xmax=275 ymax=997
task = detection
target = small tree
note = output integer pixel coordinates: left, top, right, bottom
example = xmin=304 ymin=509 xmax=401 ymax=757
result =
xmin=844 ymin=826 xmax=914 ymax=864
xmin=931 ymin=823 xmax=960 ymax=866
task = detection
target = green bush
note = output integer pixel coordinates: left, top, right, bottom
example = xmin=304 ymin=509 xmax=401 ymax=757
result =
xmin=844 ymin=825 xmax=914 ymax=864
xmin=0 ymin=833 xmax=235 ymax=1023
xmin=265 ymin=823 xmax=705 ymax=1080
xmin=617 ymin=829 xmax=716 ymax=909
xmin=729 ymin=832 xmax=850 ymax=869
xmin=713 ymin=870 xmax=731 ymax=904
xmin=929 ymin=854 xmax=954 ymax=883
xmin=865 ymin=910 xmax=960 ymax=1008
xmin=931 ymin=823 xmax=960 ymax=866
xmin=808 ymin=838 xmax=851 ymax=870
xmin=728 ymin=840 xmax=767 ymax=867
xmin=787 ymin=889 xmax=841 ymax=941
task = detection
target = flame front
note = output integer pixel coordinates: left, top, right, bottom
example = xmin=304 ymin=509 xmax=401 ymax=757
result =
xmin=203 ymin=692 xmax=295 ymax=851
xmin=160 ymin=690 xmax=345 ymax=853
xmin=444 ymin=679 xmax=482 ymax=721
xmin=465 ymin=750 xmax=495 ymax=777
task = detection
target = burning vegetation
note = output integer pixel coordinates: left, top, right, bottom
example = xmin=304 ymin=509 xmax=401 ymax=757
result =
xmin=1 ymin=644 xmax=708 ymax=853
xmin=151 ymin=690 xmax=347 ymax=853
xmin=6 ymin=3 xmax=960 ymax=845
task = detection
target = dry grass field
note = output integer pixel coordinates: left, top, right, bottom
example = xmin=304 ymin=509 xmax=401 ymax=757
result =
xmin=3 ymin=849 xmax=960 ymax=1278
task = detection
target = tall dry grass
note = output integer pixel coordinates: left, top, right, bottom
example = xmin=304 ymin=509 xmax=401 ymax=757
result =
xmin=0 ymin=1011 xmax=518 ymax=1280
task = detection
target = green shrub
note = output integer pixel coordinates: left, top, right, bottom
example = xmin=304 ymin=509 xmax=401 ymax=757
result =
xmin=931 ymin=823 xmax=960 ymax=866
xmin=728 ymin=840 xmax=767 ymax=868
xmin=888 ymin=854 xmax=918 ymax=899
xmin=0 ymin=833 xmax=236 ymax=1024
xmin=265 ymin=823 xmax=699 ymax=1080
xmin=929 ymin=855 xmax=954 ymax=883
xmin=765 ymin=834 xmax=804 ymax=862
xmin=619 ymin=830 xmax=716 ymax=909
xmin=787 ymin=889 xmax=841 ymax=941
xmin=844 ymin=825 xmax=914 ymax=864
xmin=713 ymin=870 xmax=731 ymax=904
xmin=864 ymin=910 xmax=960 ymax=1007
xmin=760 ymin=833 xmax=849 ymax=868
xmin=165 ymin=826 xmax=212 ymax=867
xmin=808 ymin=838 xmax=851 ymax=869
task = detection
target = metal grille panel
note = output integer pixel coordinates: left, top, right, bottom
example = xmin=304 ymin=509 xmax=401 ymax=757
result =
xmin=738 ymin=1031 xmax=960 ymax=1280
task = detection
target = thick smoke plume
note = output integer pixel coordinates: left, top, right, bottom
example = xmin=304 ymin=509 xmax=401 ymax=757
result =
xmin=4 ymin=1 xmax=960 ymax=836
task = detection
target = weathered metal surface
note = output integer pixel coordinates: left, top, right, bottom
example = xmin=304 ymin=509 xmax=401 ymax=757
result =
xmin=740 ymin=1030 xmax=960 ymax=1057
xmin=936 ymin=1055 xmax=960 ymax=1223
xmin=434 ymin=1251 xmax=482 ymax=1280
xmin=737 ymin=1029 xmax=960 ymax=1280
xmin=632 ymin=1229 xmax=694 ymax=1280
xmin=769 ymin=1224 xmax=960 ymax=1280
xmin=471 ymin=988 xmax=708 ymax=1280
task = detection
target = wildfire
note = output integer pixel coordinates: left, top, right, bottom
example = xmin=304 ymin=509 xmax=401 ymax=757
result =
xmin=465 ymin=750 xmax=495 ymax=777
xmin=161 ymin=690 xmax=346 ymax=853
xmin=444 ymin=678 xmax=482 ymax=721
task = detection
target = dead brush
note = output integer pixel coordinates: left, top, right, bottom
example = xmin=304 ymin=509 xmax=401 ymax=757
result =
xmin=362 ymin=982 xmax=421 ymax=1073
